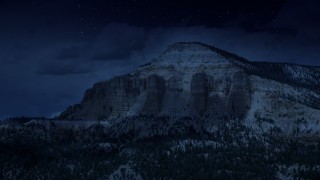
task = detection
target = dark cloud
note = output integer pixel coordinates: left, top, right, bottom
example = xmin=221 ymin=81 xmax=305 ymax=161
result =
xmin=35 ymin=24 xmax=149 ymax=76
xmin=36 ymin=62 xmax=93 ymax=76
xmin=90 ymin=24 xmax=148 ymax=61
xmin=276 ymin=0 xmax=320 ymax=31
xmin=272 ymin=0 xmax=320 ymax=52
xmin=92 ymin=48 xmax=132 ymax=61
xmin=37 ymin=50 xmax=92 ymax=76
xmin=57 ymin=46 xmax=81 ymax=60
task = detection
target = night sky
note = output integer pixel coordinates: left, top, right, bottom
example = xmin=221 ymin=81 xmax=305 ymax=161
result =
xmin=0 ymin=0 xmax=320 ymax=119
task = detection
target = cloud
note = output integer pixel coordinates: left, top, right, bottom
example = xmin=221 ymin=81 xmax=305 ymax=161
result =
xmin=92 ymin=47 xmax=132 ymax=61
xmin=36 ymin=61 xmax=93 ymax=75
xmin=90 ymin=23 xmax=148 ymax=61
xmin=36 ymin=46 xmax=92 ymax=75
xmin=31 ymin=43 xmax=94 ymax=76
xmin=275 ymin=0 xmax=320 ymax=40
xmin=57 ymin=46 xmax=81 ymax=59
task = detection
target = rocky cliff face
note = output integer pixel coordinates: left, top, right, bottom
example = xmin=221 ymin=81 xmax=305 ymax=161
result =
xmin=190 ymin=73 xmax=207 ymax=114
xmin=142 ymin=75 xmax=166 ymax=115
xmin=60 ymin=42 xmax=320 ymax=132
xmin=228 ymin=71 xmax=251 ymax=118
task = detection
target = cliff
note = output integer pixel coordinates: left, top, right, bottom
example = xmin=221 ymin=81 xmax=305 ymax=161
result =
xmin=59 ymin=42 xmax=320 ymax=135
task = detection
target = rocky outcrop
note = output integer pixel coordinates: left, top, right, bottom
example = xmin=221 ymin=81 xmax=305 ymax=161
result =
xmin=161 ymin=76 xmax=190 ymax=116
xmin=60 ymin=75 xmax=144 ymax=120
xmin=141 ymin=75 xmax=165 ymax=115
xmin=60 ymin=42 xmax=320 ymax=122
xmin=191 ymin=73 xmax=208 ymax=114
xmin=228 ymin=71 xmax=251 ymax=118
xmin=59 ymin=43 xmax=254 ymax=120
xmin=104 ymin=76 xmax=142 ymax=118
xmin=167 ymin=76 xmax=183 ymax=93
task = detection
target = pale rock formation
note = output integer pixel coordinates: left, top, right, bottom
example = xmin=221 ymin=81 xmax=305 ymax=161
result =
xmin=59 ymin=41 xmax=320 ymax=127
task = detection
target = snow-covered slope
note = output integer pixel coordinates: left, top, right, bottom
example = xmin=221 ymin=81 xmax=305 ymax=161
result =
xmin=59 ymin=42 xmax=320 ymax=134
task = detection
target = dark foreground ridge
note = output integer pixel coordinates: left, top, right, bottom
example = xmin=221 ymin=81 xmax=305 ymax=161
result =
xmin=1 ymin=116 xmax=320 ymax=179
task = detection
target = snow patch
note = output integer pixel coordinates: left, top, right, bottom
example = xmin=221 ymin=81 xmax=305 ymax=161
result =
xmin=171 ymin=139 xmax=221 ymax=152
xmin=108 ymin=163 xmax=142 ymax=180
